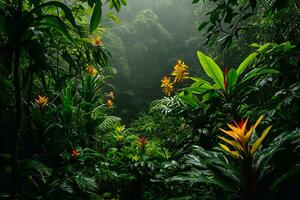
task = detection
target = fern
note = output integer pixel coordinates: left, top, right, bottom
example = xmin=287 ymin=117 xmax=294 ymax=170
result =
xmin=98 ymin=115 xmax=121 ymax=132
xmin=150 ymin=96 xmax=184 ymax=115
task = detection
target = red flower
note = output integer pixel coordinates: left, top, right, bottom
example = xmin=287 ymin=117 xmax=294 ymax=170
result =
xmin=224 ymin=67 xmax=229 ymax=90
xmin=138 ymin=136 xmax=148 ymax=148
xmin=71 ymin=149 xmax=79 ymax=157
xmin=233 ymin=119 xmax=245 ymax=129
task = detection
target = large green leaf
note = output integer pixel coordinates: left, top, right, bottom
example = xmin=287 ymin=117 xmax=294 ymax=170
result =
xmin=197 ymin=51 xmax=225 ymax=90
xmin=36 ymin=15 xmax=75 ymax=45
xmin=237 ymin=43 xmax=271 ymax=75
xmin=90 ymin=0 xmax=102 ymax=33
xmin=236 ymin=52 xmax=258 ymax=76
xmin=227 ymin=68 xmax=238 ymax=92
xmin=241 ymin=67 xmax=280 ymax=83
xmin=30 ymin=1 xmax=77 ymax=29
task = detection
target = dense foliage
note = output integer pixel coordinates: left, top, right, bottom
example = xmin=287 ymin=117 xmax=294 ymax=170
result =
xmin=0 ymin=0 xmax=300 ymax=199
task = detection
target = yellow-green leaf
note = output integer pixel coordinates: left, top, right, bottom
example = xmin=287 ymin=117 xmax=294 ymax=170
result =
xmin=251 ymin=125 xmax=272 ymax=154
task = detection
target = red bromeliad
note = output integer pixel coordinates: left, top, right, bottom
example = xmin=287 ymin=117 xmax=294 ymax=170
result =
xmin=138 ymin=136 xmax=148 ymax=148
xmin=71 ymin=149 xmax=79 ymax=157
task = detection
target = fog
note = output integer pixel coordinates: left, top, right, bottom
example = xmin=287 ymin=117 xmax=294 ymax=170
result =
xmin=103 ymin=0 xmax=208 ymax=122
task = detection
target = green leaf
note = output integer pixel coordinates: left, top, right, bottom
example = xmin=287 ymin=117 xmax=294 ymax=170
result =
xmin=236 ymin=52 xmax=258 ymax=76
xmin=237 ymin=43 xmax=271 ymax=75
xmin=241 ymin=67 xmax=280 ymax=82
xmin=88 ymin=0 xmax=95 ymax=7
xmin=179 ymin=92 xmax=200 ymax=108
xmin=198 ymin=21 xmax=209 ymax=31
xmin=197 ymin=51 xmax=225 ymax=90
xmin=90 ymin=0 xmax=102 ymax=33
xmin=30 ymin=1 xmax=77 ymax=29
xmin=37 ymin=15 xmax=75 ymax=45
xmin=112 ymin=0 xmax=121 ymax=12
xmin=120 ymin=0 xmax=127 ymax=6
xmin=270 ymin=164 xmax=300 ymax=192
xmin=227 ymin=68 xmax=238 ymax=91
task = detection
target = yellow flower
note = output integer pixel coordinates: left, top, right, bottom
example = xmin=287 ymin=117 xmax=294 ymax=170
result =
xmin=35 ymin=95 xmax=48 ymax=109
xmin=115 ymin=135 xmax=124 ymax=142
xmin=132 ymin=155 xmax=140 ymax=161
xmin=106 ymin=99 xmax=113 ymax=108
xmin=107 ymin=91 xmax=115 ymax=99
xmin=116 ymin=125 xmax=125 ymax=132
xmin=161 ymin=76 xmax=174 ymax=96
xmin=91 ymin=36 xmax=103 ymax=46
xmin=171 ymin=60 xmax=189 ymax=83
xmin=86 ymin=64 xmax=97 ymax=76
xmin=218 ymin=115 xmax=272 ymax=158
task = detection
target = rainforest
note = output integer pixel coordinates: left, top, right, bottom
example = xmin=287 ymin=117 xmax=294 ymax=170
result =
xmin=1 ymin=0 xmax=300 ymax=199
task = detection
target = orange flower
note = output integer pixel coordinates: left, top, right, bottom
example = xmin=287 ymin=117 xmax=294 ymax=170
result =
xmin=71 ymin=149 xmax=79 ymax=157
xmin=35 ymin=95 xmax=48 ymax=109
xmin=91 ymin=36 xmax=103 ymax=46
xmin=161 ymin=76 xmax=174 ymax=96
xmin=106 ymin=99 xmax=113 ymax=108
xmin=86 ymin=64 xmax=97 ymax=76
xmin=171 ymin=60 xmax=189 ymax=83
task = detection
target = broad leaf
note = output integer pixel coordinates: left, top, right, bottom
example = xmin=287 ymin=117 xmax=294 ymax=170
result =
xmin=31 ymin=1 xmax=77 ymax=29
xmin=227 ymin=68 xmax=238 ymax=92
xmin=241 ymin=67 xmax=280 ymax=83
xmin=197 ymin=51 xmax=225 ymax=90
xmin=90 ymin=0 xmax=102 ymax=33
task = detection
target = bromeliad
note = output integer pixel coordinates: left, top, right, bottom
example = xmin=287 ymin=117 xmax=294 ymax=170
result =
xmin=35 ymin=95 xmax=48 ymax=110
xmin=219 ymin=115 xmax=272 ymax=158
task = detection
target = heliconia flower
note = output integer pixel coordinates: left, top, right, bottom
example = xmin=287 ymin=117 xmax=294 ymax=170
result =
xmin=138 ymin=136 xmax=148 ymax=148
xmin=161 ymin=76 xmax=174 ymax=96
xmin=35 ymin=95 xmax=48 ymax=110
xmin=86 ymin=64 xmax=97 ymax=76
xmin=171 ymin=60 xmax=189 ymax=83
xmin=71 ymin=149 xmax=79 ymax=157
xmin=91 ymin=36 xmax=103 ymax=46
xmin=107 ymin=91 xmax=115 ymax=99
xmin=218 ymin=115 xmax=272 ymax=158
xmin=106 ymin=99 xmax=113 ymax=108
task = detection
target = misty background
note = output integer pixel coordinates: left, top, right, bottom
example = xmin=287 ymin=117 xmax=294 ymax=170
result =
xmin=102 ymin=0 xmax=209 ymax=122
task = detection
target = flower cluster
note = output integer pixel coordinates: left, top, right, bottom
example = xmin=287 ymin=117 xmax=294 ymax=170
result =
xmin=106 ymin=91 xmax=115 ymax=108
xmin=161 ymin=76 xmax=174 ymax=96
xmin=91 ymin=36 xmax=103 ymax=46
xmin=171 ymin=60 xmax=189 ymax=83
xmin=86 ymin=64 xmax=97 ymax=76
xmin=161 ymin=60 xmax=189 ymax=96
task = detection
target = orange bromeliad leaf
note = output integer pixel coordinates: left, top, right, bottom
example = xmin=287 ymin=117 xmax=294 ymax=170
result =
xmin=219 ymin=115 xmax=272 ymax=158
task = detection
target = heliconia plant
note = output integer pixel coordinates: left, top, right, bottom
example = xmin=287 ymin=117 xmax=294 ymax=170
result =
xmin=181 ymin=43 xmax=280 ymax=104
